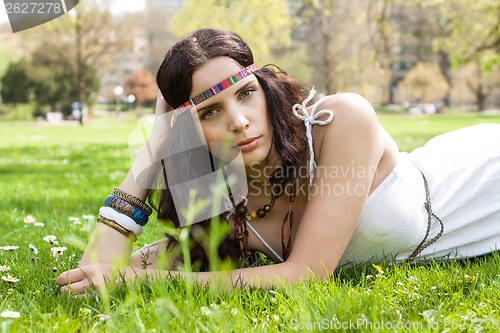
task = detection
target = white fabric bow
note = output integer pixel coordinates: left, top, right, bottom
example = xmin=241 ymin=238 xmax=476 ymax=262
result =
xmin=292 ymin=88 xmax=334 ymax=189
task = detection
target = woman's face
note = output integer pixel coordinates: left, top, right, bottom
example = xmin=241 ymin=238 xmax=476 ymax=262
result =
xmin=190 ymin=57 xmax=272 ymax=166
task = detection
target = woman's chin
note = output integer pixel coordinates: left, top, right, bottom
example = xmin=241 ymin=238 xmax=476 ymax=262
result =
xmin=242 ymin=152 xmax=268 ymax=168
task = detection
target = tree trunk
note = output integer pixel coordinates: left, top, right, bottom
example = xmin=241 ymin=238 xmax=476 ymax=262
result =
xmin=476 ymin=85 xmax=487 ymax=112
xmin=438 ymin=50 xmax=452 ymax=106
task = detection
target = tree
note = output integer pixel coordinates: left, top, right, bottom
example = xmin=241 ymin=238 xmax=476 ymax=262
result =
xmin=366 ymin=0 xmax=395 ymax=103
xmin=170 ymin=0 xmax=292 ymax=61
xmin=31 ymin=0 xmax=134 ymax=122
xmin=27 ymin=43 xmax=100 ymax=115
xmin=0 ymin=60 xmax=32 ymax=105
xmin=293 ymin=0 xmax=395 ymax=102
xmin=432 ymin=0 xmax=500 ymax=110
xmin=124 ymin=69 xmax=158 ymax=118
xmin=398 ymin=62 xmax=449 ymax=103
xmin=296 ymin=0 xmax=337 ymax=94
xmin=457 ymin=59 xmax=500 ymax=111
xmin=363 ymin=0 xmax=449 ymax=105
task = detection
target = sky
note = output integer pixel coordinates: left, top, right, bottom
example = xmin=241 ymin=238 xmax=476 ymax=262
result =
xmin=0 ymin=0 xmax=146 ymax=27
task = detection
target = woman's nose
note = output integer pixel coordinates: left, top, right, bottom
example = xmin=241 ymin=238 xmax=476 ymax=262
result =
xmin=228 ymin=108 xmax=250 ymax=133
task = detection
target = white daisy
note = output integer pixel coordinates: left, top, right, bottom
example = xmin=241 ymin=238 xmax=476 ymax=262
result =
xmin=0 ymin=265 xmax=11 ymax=272
xmin=0 ymin=246 xmax=19 ymax=251
xmin=1 ymin=310 xmax=20 ymax=318
xmin=34 ymin=222 xmax=45 ymax=227
xmin=2 ymin=275 xmax=19 ymax=283
xmin=51 ymin=246 xmax=68 ymax=257
xmin=43 ymin=235 xmax=58 ymax=244
xmin=29 ymin=244 xmax=39 ymax=254
xmin=23 ymin=215 xmax=36 ymax=223
xmin=200 ymin=306 xmax=213 ymax=316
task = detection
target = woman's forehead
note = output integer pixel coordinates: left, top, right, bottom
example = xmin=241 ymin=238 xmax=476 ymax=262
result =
xmin=190 ymin=57 xmax=244 ymax=98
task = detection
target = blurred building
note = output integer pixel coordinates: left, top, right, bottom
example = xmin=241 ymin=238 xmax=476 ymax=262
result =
xmin=389 ymin=3 xmax=442 ymax=104
xmin=143 ymin=0 xmax=184 ymax=73
xmin=100 ymin=0 xmax=185 ymax=103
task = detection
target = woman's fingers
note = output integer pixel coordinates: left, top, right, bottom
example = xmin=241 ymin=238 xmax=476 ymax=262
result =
xmin=57 ymin=264 xmax=143 ymax=295
xmin=60 ymin=280 xmax=93 ymax=295
xmin=56 ymin=267 xmax=97 ymax=295
xmin=155 ymin=90 xmax=172 ymax=115
xmin=56 ymin=267 xmax=85 ymax=287
xmin=56 ymin=265 xmax=107 ymax=292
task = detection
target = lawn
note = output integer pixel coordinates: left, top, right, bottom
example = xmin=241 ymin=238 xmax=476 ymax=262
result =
xmin=0 ymin=113 xmax=499 ymax=332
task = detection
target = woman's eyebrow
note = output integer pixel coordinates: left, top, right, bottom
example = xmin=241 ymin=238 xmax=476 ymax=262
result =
xmin=196 ymin=80 xmax=255 ymax=113
xmin=234 ymin=81 xmax=254 ymax=95
xmin=197 ymin=102 xmax=221 ymax=113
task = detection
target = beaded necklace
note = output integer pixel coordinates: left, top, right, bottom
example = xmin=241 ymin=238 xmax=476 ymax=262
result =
xmin=232 ymin=173 xmax=296 ymax=262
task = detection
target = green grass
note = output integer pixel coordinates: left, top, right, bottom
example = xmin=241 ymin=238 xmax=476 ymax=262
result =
xmin=380 ymin=113 xmax=500 ymax=152
xmin=0 ymin=104 xmax=35 ymax=121
xmin=1 ymin=113 xmax=499 ymax=332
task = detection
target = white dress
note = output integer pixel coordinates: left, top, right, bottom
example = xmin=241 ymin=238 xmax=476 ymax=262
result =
xmin=338 ymin=123 xmax=500 ymax=267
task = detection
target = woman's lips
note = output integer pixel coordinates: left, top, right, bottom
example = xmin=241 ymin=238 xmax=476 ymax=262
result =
xmin=237 ymin=136 xmax=261 ymax=152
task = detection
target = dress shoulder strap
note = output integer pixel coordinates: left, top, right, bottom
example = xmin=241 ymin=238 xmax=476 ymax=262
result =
xmin=292 ymin=88 xmax=335 ymax=189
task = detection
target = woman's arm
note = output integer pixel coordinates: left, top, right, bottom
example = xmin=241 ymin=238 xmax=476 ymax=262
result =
xmin=77 ymin=169 xmax=148 ymax=267
xmin=182 ymin=93 xmax=386 ymax=286
xmin=285 ymin=93 xmax=385 ymax=278
xmin=72 ymin=93 xmax=169 ymax=268
xmin=57 ymin=93 xmax=387 ymax=293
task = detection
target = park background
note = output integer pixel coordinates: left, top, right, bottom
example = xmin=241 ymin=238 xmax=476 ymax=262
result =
xmin=1 ymin=0 xmax=500 ymax=119
xmin=0 ymin=0 xmax=499 ymax=332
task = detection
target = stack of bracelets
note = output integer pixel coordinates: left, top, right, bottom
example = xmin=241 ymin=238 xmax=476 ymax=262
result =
xmin=97 ymin=188 xmax=153 ymax=242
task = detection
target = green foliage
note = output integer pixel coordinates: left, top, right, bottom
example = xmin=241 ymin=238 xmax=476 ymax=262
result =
xmin=27 ymin=45 xmax=100 ymax=115
xmin=1 ymin=0 xmax=128 ymax=118
xmin=170 ymin=0 xmax=292 ymax=61
xmin=435 ymin=0 xmax=499 ymax=67
xmin=0 ymin=48 xmax=100 ymax=118
xmin=430 ymin=0 xmax=500 ymax=73
xmin=0 ymin=38 xmax=22 ymax=78
xmin=0 ymin=103 xmax=34 ymax=121
xmin=0 ymin=114 xmax=500 ymax=331
xmin=421 ymin=0 xmax=500 ymax=110
xmin=0 ymin=60 xmax=32 ymax=105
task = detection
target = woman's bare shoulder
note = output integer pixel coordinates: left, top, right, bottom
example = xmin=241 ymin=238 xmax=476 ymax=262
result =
xmin=315 ymin=92 xmax=377 ymax=120
xmin=311 ymin=92 xmax=383 ymax=154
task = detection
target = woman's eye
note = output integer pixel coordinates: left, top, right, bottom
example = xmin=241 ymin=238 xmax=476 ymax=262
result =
xmin=240 ymin=88 xmax=255 ymax=99
xmin=201 ymin=109 xmax=216 ymax=120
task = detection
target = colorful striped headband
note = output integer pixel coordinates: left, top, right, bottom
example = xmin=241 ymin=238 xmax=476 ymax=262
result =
xmin=173 ymin=63 xmax=258 ymax=116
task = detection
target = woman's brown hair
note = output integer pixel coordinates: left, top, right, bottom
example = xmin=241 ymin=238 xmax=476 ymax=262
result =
xmin=151 ymin=28 xmax=306 ymax=270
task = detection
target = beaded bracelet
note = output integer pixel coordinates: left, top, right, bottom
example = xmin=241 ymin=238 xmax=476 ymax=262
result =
xmin=104 ymin=195 xmax=148 ymax=226
xmin=99 ymin=207 xmax=143 ymax=236
xmin=97 ymin=215 xmax=137 ymax=242
xmin=111 ymin=188 xmax=153 ymax=216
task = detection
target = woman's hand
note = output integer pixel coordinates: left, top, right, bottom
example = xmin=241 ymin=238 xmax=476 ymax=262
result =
xmin=56 ymin=263 xmax=145 ymax=295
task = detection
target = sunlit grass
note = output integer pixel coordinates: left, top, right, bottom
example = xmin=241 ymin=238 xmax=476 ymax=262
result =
xmin=0 ymin=113 xmax=499 ymax=332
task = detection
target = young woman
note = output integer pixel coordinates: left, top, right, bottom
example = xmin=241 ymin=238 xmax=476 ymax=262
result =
xmin=57 ymin=28 xmax=500 ymax=294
